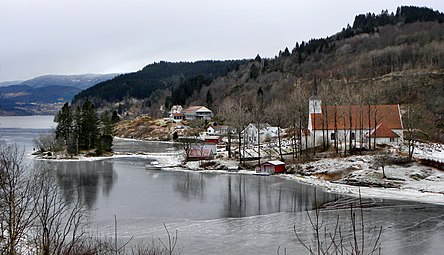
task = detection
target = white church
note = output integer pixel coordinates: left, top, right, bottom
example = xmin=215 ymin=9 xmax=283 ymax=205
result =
xmin=305 ymin=84 xmax=403 ymax=149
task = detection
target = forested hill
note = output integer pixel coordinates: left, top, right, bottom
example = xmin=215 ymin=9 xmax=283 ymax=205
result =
xmin=73 ymin=60 xmax=246 ymax=105
xmin=74 ymin=6 xmax=444 ymax=141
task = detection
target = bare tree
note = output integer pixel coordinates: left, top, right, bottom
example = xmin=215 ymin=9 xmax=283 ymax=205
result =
xmin=374 ymin=150 xmax=393 ymax=179
xmin=405 ymin=105 xmax=415 ymax=160
xmin=32 ymin=168 xmax=87 ymax=255
xmin=251 ymin=101 xmax=264 ymax=166
xmin=0 ymin=143 xmax=41 ymax=255
xmin=292 ymin=191 xmax=382 ymax=255
xmin=287 ymin=87 xmax=309 ymax=161
xmin=33 ymin=133 xmax=63 ymax=153
xmin=265 ymin=100 xmax=287 ymax=161
xmin=219 ymin=98 xmax=250 ymax=164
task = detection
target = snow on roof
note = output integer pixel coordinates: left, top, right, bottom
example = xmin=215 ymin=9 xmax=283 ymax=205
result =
xmin=212 ymin=125 xmax=229 ymax=130
xmin=187 ymin=148 xmax=213 ymax=158
xmin=262 ymin=160 xmax=285 ymax=166
xmin=205 ymin=136 xmax=220 ymax=139
xmin=184 ymin=106 xmax=212 ymax=113
xmin=195 ymin=106 xmax=212 ymax=112
xmin=250 ymin=123 xmax=271 ymax=129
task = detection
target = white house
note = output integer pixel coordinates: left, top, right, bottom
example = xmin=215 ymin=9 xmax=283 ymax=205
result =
xmin=169 ymin=105 xmax=184 ymax=121
xmin=305 ymin=85 xmax=403 ymax=149
xmin=242 ymin=123 xmax=282 ymax=145
xmin=207 ymin=125 xmax=231 ymax=136
xmin=183 ymin=106 xmax=213 ymax=120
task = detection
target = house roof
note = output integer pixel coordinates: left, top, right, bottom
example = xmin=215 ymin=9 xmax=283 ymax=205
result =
xmin=187 ymin=148 xmax=213 ymax=158
xmin=311 ymin=104 xmax=402 ymax=130
xmin=195 ymin=106 xmax=212 ymax=113
xmin=204 ymin=136 xmax=220 ymax=140
xmin=184 ymin=106 xmax=202 ymax=113
xmin=212 ymin=125 xmax=229 ymax=131
xmin=250 ymin=123 xmax=271 ymax=130
xmin=369 ymin=123 xmax=400 ymax=138
xmin=184 ymin=106 xmax=212 ymax=113
xmin=262 ymin=160 xmax=285 ymax=166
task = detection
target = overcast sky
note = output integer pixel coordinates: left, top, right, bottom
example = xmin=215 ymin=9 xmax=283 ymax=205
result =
xmin=1 ymin=0 xmax=443 ymax=81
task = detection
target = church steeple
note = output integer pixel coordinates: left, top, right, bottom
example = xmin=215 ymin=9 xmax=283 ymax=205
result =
xmin=309 ymin=78 xmax=322 ymax=114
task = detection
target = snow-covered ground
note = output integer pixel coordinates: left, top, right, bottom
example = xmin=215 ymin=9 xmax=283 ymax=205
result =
xmin=280 ymin=141 xmax=444 ymax=206
xmin=180 ymin=141 xmax=444 ymax=206
xmin=412 ymin=141 xmax=444 ymax=163
xmin=282 ymin=154 xmax=444 ymax=206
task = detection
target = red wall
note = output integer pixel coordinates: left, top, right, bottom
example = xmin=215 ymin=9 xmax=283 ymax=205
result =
xmin=275 ymin=164 xmax=285 ymax=173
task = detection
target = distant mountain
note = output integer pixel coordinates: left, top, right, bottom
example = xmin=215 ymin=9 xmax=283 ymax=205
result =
xmin=0 ymin=73 xmax=117 ymax=115
xmin=0 ymin=85 xmax=81 ymax=103
xmin=0 ymin=80 xmax=23 ymax=87
xmin=20 ymin=73 xmax=118 ymax=90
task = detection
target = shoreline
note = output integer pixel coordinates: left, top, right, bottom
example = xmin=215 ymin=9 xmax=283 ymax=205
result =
xmin=34 ymin=136 xmax=444 ymax=207
xmin=280 ymin=173 xmax=444 ymax=206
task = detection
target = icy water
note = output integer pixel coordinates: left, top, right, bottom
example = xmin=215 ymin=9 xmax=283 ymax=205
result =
xmin=1 ymin=116 xmax=444 ymax=255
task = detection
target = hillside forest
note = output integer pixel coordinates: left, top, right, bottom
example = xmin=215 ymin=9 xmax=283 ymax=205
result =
xmin=73 ymin=6 xmax=444 ymax=142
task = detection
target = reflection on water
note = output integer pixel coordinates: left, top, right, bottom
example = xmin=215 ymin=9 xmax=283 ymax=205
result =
xmin=174 ymin=172 xmax=206 ymax=201
xmin=36 ymin=160 xmax=116 ymax=210
xmin=221 ymin=175 xmax=341 ymax=217
xmin=38 ymin=150 xmax=344 ymax=223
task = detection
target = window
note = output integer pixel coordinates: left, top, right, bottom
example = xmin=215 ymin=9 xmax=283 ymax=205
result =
xmin=351 ymin=132 xmax=355 ymax=140
xmin=390 ymin=138 xmax=395 ymax=142
xmin=330 ymin=132 xmax=336 ymax=140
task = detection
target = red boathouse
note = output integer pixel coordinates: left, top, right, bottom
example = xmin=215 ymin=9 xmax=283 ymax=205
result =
xmin=259 ymin=160 xmax=286 ymax=174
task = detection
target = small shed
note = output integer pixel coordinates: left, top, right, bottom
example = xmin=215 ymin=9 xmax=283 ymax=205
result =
xmin=204 ymin=136 xmax=221 ymax=144
xmin=259 ymin=160 xmax=286 ymax=174
xmin=186 ymin=148 xmax=214 ymax=161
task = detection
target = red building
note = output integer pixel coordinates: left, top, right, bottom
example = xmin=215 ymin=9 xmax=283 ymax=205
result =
xmin=204 ymin=136 xmax=221 ymax=144
xmin=186 ymin=148 xmax=214 ymax=161
xmin=259 ymin=160 xmax=286 ymax=174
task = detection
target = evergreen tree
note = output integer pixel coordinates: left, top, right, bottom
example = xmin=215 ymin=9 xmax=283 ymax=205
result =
xmin=98 ymin=111 xmax=114 ymax=154
xmin=206 ymin=90 xmax=213 ymax=108
xmin=282 ymin=47 xmax=291 ymax=57
xmin=80 ymin=100 xmax=99 ymax=150
xmin=55 ymin=102 xmax=73 ymax=145
xmin=249 ymin=64 xmax=260 ymax=80
xmin=111 ymin=110 xmax=120 ymax=123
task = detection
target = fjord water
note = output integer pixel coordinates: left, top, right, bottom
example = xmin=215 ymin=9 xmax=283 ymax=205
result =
xmin=1 ymin=116 xmax=444 ymax=255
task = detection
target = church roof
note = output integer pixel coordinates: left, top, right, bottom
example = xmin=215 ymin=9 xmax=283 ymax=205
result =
xmin=369 ymin=123 xmax=400 ymax=138
xmin=311 ymin=104 xmax=403 ymax=130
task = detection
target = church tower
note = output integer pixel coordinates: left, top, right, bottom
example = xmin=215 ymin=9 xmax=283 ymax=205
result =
xmin=308 ymin=78 xmax=322 ymax=115
xmin=308 ymin=78 xmax=322 ymax=131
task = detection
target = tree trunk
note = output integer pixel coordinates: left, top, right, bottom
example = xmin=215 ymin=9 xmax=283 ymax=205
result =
xmin=257 ymin=123 xmax=261 ymax=166
xmin=278 ymin=126 xmax=283 ymax=161
xmin=238 ymin=133 xmax=242 ymax=164
xmin=368 ymin=105 xmax=372 ymax=150
xmin=227 ymin=132 xmax=232 ymax=158
xmin=373 ymin=110 xmax=377 ymax=149
xmin=334 ymin=106 xmax=338 ymax=154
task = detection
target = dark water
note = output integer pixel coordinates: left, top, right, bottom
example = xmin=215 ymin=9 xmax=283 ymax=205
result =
xmin=1 ymin=116 xmax=444 ymax=255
